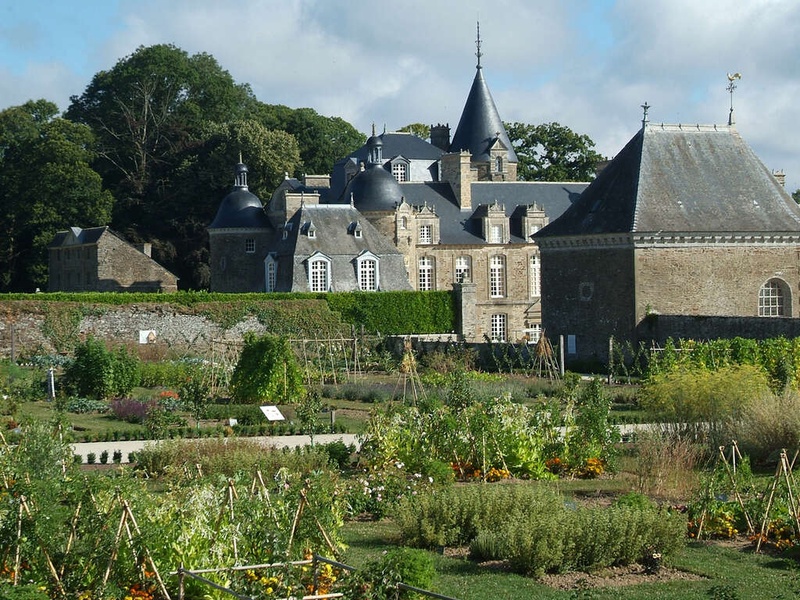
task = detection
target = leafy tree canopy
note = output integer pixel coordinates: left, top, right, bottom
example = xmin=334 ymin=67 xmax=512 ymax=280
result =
xmin=398 ymin=123 xmax=430 ymax=140
xmin=792 ymin=189 xmax=800 ymax=205
xmin=0 ymin=100 xmax=113 ymax=291
xmin=505 ymin=121 xmax=603 ymax=182
xmin=253 ymin=104 xmax=365 ymax=176
xmin=230 ymin=333 xmax=305 ymax=404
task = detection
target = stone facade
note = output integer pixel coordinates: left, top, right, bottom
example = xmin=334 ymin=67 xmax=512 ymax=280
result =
xmin=536 ymin=123 xmax=800 ymax=366
xmin=49 ymin=227 xmax=178 ymax=293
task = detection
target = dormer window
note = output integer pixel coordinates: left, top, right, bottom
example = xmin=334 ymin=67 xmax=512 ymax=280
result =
xmin=355 ymin=251 xmax=380 ymax=291
xmin=349 ymin=221 xmax=363 ymax=238
xmin=306 ymin=223 xmax=316 ymax=238
xmin=495 ymin=156 xmax=503 ymax=173
xmin=307 ymin=252 xmax=332 ymax=292
xmin=392 ymin=161 xmax=408 ymax=182
xmin=490 ymin=224 xmax=503 ymax=244
xmin=264 ymin=254 xmax=278 ymax=292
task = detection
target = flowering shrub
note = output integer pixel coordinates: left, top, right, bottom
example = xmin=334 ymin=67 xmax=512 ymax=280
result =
xmin=577 ymin=457 xmax=605 ymax=479
xmin=343 ymin=463 xmax=434 ymax=519
xmin=109 ymin=397 xmax=151 ymax=423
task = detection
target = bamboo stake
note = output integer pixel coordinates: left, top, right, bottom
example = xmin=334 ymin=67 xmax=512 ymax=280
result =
xmin=718 ymin=444 xmax=754 ymax=534
xmin=122 ymin=499 xmax=171 ymax=600
xmin=286 ymin=494 xmax=307 ymax=555
xmin=756 ymin=455 xmax=784 ymax=553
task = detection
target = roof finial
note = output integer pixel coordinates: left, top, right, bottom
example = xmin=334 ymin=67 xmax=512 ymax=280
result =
xmin=475 ymin=21 xmax=483 ymax=69
xmin=641 ymin=102 xmax=650 ymax=128
xmin=371 ymin=123 xmax=376 ymax=136
xmin=238 ymin=150 xmax=243 ymax=164
xmin=727 ymin=72 xmax=742 ymax=126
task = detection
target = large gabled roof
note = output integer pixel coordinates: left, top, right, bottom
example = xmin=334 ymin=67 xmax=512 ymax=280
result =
xmin=536 ymin=123 xmax=800 ymax=237
xmin=450 ymin=65 xmax=517 ymax=164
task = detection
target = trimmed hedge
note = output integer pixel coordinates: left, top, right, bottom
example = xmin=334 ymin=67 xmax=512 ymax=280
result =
xmin=0 ymin=290 xmax=456 ymax=335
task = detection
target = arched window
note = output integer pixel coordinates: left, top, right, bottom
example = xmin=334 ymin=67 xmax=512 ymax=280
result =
xmin=759 ymin=279 xmax=790 ymax=316
xmin=455 ymin=255 xmax=472 ymax=283
xmin=489 ymin=255 xmax=506 ymax=298
xmin=495 ymin=156 xmax=503 ymax=173
xmin=264 ymin=255 xmax=277 ymax=292
xmin=356 ymin=253 xmax=380 ymax=291
xmin=418 ymin=256 xmax=434 ymax=291
xmin=308 ymin=255 xmax=331 ymax=292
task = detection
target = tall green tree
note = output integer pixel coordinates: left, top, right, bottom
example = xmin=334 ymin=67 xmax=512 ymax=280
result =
xmin=398 ymin=123 xmax=431 ymax=140
xmin=165 ymin=120 xmax=301 ymax=287
xmin=0 ymin=100 xmax=113 ymax=291
xmin=505 ymin=121 xmax=603 ymax=182
xmin=255 ymin=104 xmax=364 ymax=176
xmin=65 ymin=44 xmax=256 ymax=205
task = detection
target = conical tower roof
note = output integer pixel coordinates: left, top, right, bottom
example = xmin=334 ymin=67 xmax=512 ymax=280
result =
xmin=450 ymin=26 xmax=517 ymax=164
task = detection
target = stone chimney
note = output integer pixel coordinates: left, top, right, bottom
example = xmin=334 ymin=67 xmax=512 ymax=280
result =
xmin=430 ymin=123 xmax=450 ymax=151
xmin=137 ymin=243 xmax=152 ymax=257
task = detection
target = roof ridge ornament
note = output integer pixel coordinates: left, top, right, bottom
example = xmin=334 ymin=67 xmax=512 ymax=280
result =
xmin=475 ymin=21 xmax=482 ymax=69
xmin=727 ymin=72 xmax=742 ymax=126
xmin=641 ymin=102 xmax=650 ymax=128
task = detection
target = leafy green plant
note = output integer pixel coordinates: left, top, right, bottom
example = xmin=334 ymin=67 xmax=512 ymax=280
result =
xmin=63 ymin=337 xmax=140 ymax=399
xmin=230 ymin=333 xmax=305 ymax=404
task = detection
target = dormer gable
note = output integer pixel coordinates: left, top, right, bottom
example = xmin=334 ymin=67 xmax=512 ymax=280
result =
xmin=415 ymin=201 xmax=440 ymax=245
xmin=520 ymin=203 xmax=549 ymax=243
xmin=476 ymin=200 xmax=509 ymax=243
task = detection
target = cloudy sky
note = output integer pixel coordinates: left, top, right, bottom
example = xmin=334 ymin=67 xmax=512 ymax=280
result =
xmin=2 ymin=0 xmax=799 ymax=190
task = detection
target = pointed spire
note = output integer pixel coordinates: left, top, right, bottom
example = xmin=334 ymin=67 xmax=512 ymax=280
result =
xmin=475 ymin=21 xmax=483 ymax=69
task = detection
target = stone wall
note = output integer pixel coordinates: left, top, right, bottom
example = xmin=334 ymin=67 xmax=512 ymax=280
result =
xmin=637 ymin=314 xmax=800 ymax=346
xmin=1 ymin=303 xmax=278 ymax=359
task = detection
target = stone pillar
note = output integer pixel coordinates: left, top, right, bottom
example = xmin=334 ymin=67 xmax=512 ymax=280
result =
xmin=455 ymin=282 xmax=478 ymax=342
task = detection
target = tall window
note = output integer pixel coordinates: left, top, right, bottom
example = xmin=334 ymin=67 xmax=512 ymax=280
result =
xmin=490 ymin=314 xmax=507 ymax=342
xmin=490 ymin=224 xmax=503 ymax=244
xmin=455 ymin=255 xmax=471 ymax=283
xmin=400 ymin=216 xmax=408 ymax=229
xmin=245 ymin=238 xmax=255 ymax=253
xmin=392 ymin=162 xmax=408 ymax=182
xmin=309 ymin=258 xmax=330 ymax=292
xmin=418 ymin=256 xmax=434 ymax=291
xmin=526 ymin=324 xmax=542 ymax=344
xmin=489 ymin=255 xmax=506 ymax=298
xmin=358 ymin=258 xmax=377 ymax=291
xmin=759 ymin=279 xmax=787 ymax=316
xmin=530 ymin=255 xmax=541 ymax=297
xmin=265 ymin=256 xmax=277 ymax=292
xmin=495 ymin=156 xmax=503 ymax=173
xmin=419 ymin=224 xmax=432 ymax=244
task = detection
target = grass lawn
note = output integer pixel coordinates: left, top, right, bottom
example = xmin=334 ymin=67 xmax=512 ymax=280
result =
xmin=341 ymin=519 xmax=800 ymax=599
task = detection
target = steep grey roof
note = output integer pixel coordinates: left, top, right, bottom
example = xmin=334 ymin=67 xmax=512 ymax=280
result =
xmin=344 ymin=163 xmax=404 ymax=211
xmin=537 ymin=124 xmax=800 ymax=237
xmin=399 ymin=181 xmax=586 ymax=244
xmin=347 ymin=132 xmax=444 ymax=162
xmin=450 ymin=66 xmax=518 ymax=163
xmin=274 ymin=204 xmax=411 ymax=292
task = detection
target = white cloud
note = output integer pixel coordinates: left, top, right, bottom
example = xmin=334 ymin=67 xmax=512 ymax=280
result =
xmin=1 ymin=0 xmax=798 ymax=190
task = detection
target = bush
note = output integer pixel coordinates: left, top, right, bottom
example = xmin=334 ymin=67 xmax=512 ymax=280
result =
xmin=109 ymin=397 xmax=150 ymax=423
xmin=641 ymin=364 xmax=770 ymax=451
xmin=65 ymin=396 xmax=109 ymax=414
xmin=732 ymin=388 xmax=800 ymax=464
xmin=63 ymin=338 xmax=140 ymax=400
xmin=343 ymin=547 xmax=436 ymax=600
xmin=99 ymin=450 xmax=109 ymax=464
xmin=230 ymin=334 xmax=305 ymax=404
xmin=86 ymin=452 xmax=96 ymax=464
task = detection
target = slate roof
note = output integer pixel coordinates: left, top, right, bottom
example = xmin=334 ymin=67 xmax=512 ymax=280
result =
xmin=346 ymin=132 xmax=444 ymax=162
xmin=345 ymin=163 xmax=405 ymax=211
xmin=209 ymin=165 xmax=270 ymax=229
xmin=398 ymin=181 xmax=586 ymax=245
xmin=450 ymin=65 xmax=518 ymax=163
xmin=536 ymin=123 xmax=800 ymax=237
xmin=274 ymin=204 xmax=412 ymax=292
xmin=49 ymin=226 xmax=107 ymax=247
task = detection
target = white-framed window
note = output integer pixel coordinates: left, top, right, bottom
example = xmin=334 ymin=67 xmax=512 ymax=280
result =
xmin=419 ymin=224 xmax=432 ymax=244
xmin=525 ymin=324 xmax=542 ymax=344
xmin=265 ymin=255 xmax=277 ymax=292
xmin=759 ymin=279 xmax=788 ymax=316
xmin=392 ymin=162 xmax=408 ymax=182
xmin=530 ymin=254 xmax=541 ymax=297
xmin=418 ymin=256 xmax=434 ymax=291
xmin=455 ymin=255 xmax=472 ymax=283
xmin=490 ymin=314 xmax=507 ymax=342
xmin=400 ymin=216 xmax=408 ymax=229
xmin=307 ymin=225 xmax=316 ymax=239
xmin=356 ymin=254 xmax=379 ymax=291
xmin=490 ymin=224 xmax=503 ymax=244
xmin=308 ymin=255 xmax=331 ymax=292
xmin=489 ymin=255 xmax=506 ymax=298
xmin=245 ymin=238 xmax=255 ymax=253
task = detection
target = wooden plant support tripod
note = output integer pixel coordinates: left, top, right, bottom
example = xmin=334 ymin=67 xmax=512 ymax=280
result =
xmin=756 ymin=449 xmax=800 ymax=553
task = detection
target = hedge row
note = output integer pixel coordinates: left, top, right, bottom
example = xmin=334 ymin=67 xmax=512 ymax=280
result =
xmin=0 ymin=290 xmax=455 ymax=335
